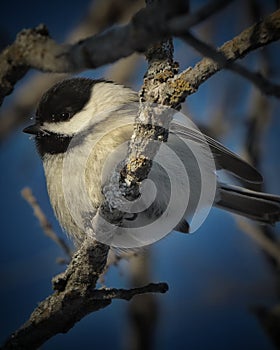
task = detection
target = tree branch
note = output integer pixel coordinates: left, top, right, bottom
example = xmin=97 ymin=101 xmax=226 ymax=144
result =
xmin=2 ymin=237 xmax=168 ymax=349
xmin=1 ymin=3 xmax=278 ymax=109
xmin=100 ymin=0 xmax=186 ymax=237
xmin=166 ymin=9 xmax=280 ymax=106
xmin=0 ymin=0 xmax=232 ymax=105
xmin=181 ymin=31 xmax=280 ymax=98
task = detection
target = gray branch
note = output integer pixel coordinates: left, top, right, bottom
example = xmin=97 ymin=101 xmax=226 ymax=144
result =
xmin=166 ymin=9 xmax=280 ymax=106
xmin=99 ymin=0 xmax=185 ymax=230
xmin=2 ymin=237 xmax=168 ymax=349
xmin=0 ymin=0 xmax=232 ymax=105
xmin=0 ymin=4 xmax=279 ymax=107
xmin=181 ymin=31 xmax=280 ymax=98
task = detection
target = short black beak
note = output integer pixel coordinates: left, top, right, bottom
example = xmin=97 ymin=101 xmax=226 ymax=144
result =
xmin=23 ymin=124 xmax=41 ymax=135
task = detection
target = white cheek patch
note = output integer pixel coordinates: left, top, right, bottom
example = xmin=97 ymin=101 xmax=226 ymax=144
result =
xmin=42 ymin=109 xmax=94 ymax=135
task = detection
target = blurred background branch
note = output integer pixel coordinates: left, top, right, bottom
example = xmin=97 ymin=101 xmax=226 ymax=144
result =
xmin=21 ymin=187 xmax=73 ymax=263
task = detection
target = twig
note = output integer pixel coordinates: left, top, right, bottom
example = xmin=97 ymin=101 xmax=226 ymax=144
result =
xmin=181 ymin=31 xmax=280 ymax=98
xmin=94 ymin=0 xmax=186 ymax=246
xmin=91 ymin=282 xmax=168 ymax=301
xmin=21 ymin=187 xmax=72 ymax=260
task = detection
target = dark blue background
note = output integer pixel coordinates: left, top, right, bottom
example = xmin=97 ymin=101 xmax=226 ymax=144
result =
xmin=0 ymin=1 xmax=279 ymax=349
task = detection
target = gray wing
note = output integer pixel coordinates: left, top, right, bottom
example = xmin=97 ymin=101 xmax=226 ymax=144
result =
xmin=170 ymin=123 xmax=263 ymax=184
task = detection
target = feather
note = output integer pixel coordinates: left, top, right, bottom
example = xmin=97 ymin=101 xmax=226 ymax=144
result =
xmin=170 ymin=123 xmax=263 ymax=184
xmin=215 ymin=183 xmax=280 ymax=224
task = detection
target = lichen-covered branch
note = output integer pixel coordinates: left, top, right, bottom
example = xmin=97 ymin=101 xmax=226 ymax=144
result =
xmin=122 ymin=38 xmax=179 ymax=185
xmin=103 ymin=0 xmax=186 ymax=223
xmin=93 ymin=0 xmax=187 ymax=241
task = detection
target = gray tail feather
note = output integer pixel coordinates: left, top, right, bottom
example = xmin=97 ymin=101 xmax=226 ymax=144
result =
xmin=215 ymin=184 xmax=280 ymax=224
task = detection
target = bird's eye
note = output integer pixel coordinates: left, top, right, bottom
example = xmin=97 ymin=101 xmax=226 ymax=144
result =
xmin=51 ymin=112 xmax=72 ymax=121
xmin=61 ymin=112 xmax=72 ymax=119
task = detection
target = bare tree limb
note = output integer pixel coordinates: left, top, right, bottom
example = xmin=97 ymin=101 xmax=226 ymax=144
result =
xmin=167 ymin=9 xmax=280 ymax=106
xmin=3 ymin=238 xmax=108 ymax=349
xmin=102 ymin=0 xmax=186 ymax=226
xmin=1 ymin=3 xmax=278 ymax=113
xmin=93 ymin=0 xmax=188 ymax=243
xmin=181 ymin=31 xmax=280 ymax=98
xmin=0 ymin=0 xmax=232 ymax=106
xmin=2 ymin=237 xmax=168 ymax=349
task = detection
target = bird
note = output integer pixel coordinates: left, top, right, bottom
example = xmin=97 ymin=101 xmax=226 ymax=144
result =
xmin=23 ymin=77 xmax=280 ymax=248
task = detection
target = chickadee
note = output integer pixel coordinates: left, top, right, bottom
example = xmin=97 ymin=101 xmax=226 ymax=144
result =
xmin=23 ymin=78 xmax=280 ymax=248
